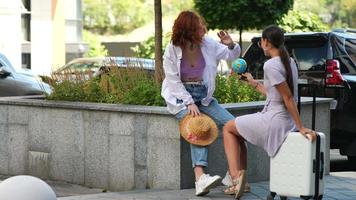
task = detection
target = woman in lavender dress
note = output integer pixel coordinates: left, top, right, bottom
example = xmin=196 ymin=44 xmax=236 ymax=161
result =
xmin=222 ymin=25 xmax=316 ymax=199
xmin=161 ymin=11 xmax=241 ymax=196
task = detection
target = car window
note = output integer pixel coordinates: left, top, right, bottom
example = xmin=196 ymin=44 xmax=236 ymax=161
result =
xmin=345 ymin=39 xmax=356 ymax=65
xmin=290 ymin=44 xmax=328 ymax=71
xmin=331 ymin=35 xmax=356 ymax=73
xmin=0 ymin=54 xmax=15 ymax=73
xmin=68 ymin=62 xmax=101 ymax=72
xmin=242 ymin=42 xmax=267 ymax=79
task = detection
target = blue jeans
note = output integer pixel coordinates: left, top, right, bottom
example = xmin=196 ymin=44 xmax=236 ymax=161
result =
xmin=175 ymin=84 xmax=234 ymax=168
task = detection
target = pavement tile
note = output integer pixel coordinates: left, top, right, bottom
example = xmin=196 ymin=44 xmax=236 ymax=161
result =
xmin=56 ymin=173 xmax=356 ymax=200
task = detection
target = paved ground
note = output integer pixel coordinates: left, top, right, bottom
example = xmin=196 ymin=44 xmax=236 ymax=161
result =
xmin=330 ymin=150 xmax=355 ymax=172
xmin=57 ymin=172 xmax=356 ymax=200
xmin=0 ymin=175 xmax=104 ymax=197
xmin=1 ymin=151 xmax=354 ymax=199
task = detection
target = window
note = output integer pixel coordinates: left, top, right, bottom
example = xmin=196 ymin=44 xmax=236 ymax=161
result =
xmin=22 ymin=53 xmax=31 ymax=69
xmin=242 ymin=43 xmax=267 ymax=79
xmin=290 ymin=45 xmax=328 ymax=71
xmin=345 ymin=39 xmax=356 ymax=66
xmin=21 ymin=0 xmax=31 ymax=42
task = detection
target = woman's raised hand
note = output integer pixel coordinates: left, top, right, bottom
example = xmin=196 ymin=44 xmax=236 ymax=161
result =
xmin=217 ymin=31 xmax=234 ymax=46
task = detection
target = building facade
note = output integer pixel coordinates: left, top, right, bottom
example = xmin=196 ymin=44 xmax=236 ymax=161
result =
xmin=0 ymin=0 xmax=87 ymax=75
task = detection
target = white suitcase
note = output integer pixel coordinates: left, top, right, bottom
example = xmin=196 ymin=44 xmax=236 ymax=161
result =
xmin=268 ymin=131 xmax=326 ymax=200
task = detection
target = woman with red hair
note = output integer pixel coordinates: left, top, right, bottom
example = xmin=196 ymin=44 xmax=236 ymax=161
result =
xmin=161 ymin=11 xmax=241 ymax=196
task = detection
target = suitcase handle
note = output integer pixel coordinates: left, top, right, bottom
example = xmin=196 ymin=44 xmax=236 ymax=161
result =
xmin=320 ymin=152 xmax=324 ymax=180
xmin=297 ymin=84 xmax=317 ymax=130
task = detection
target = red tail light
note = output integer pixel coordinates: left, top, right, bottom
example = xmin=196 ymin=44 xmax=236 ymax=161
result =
xmin=325 ymin=59 xmax=344 ymax=87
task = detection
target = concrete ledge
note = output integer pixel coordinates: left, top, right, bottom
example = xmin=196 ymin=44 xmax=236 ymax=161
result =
xmin=0 ymin=95 xmax=332 ymax=114
xmin=0 ymin=96 xmax=332 ymax=190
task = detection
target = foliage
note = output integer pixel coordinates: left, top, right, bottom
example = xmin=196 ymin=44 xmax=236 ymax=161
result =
xmin=47 ymin=70 xmax=264 ymax=106
xmin=215 ymin=74 xmax=265 ymax=104
xmin=83 ymin=0 xmax=152 ymax=34
xmin=131 ymin=34 xmax=170 ymax=59
xmin=162 ymin=0 xmax=194 ymax=16
xmin=294 ymin=0 xmax=356 ymax=28
xmin=83 ymin=30 xmax=108 ymax=57
xmin=278 ymin=10 xmax=329 ymax=32
xmin=327 ymin=0 xmax=356 ymax=28
xmin=47 ymin=67 xmax=165 ymax=106
xmin=47 ymin=81 xmax=87 ymax=102
xmin=194 ymin=0 xmax=293 ymax=31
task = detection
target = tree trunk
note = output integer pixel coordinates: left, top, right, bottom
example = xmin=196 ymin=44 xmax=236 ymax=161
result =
xmin=239 ymin=26 xmax=243 ymax=55
xmin=154 ymin=0 xmax=164 ymax=83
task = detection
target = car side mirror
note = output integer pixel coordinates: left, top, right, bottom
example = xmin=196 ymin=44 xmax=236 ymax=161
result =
xmin=0 ymin=68 xmax=11 ymax=78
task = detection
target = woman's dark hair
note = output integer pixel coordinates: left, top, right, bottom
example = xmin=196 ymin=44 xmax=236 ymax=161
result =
xmin=262 ymin=25 xmax=294 ymax=95
xmin=171 ymin=11 xmax=207 ymax=48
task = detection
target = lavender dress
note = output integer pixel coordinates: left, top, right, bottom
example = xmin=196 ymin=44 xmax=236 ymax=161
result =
xmin=235 ymin=56 xmax=299 ymax=157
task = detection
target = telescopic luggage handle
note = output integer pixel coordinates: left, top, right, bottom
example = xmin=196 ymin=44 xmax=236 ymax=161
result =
xmin=298 ymin=83 xmax=317 ymax=130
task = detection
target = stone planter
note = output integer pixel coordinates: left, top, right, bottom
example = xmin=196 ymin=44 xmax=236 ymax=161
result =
xmin=0 ymin=96 xmax=332 ymax=190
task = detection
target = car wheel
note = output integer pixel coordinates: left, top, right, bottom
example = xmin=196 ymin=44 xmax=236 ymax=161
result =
xmin=347 ymin=156 xmax=356 ymax=169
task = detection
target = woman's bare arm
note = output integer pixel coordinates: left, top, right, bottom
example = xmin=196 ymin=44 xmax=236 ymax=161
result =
xmin=275 ymin=81 xmax=315 ymax=140
xmin=242 ymin=72 xmax=266 ymax=96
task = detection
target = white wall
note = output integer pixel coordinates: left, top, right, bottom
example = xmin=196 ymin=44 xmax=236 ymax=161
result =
xmin=65 ymin=0 xmax=83 ymax=43
xmin=0 ymin=0 xmax=22 ymax=70
xmin=30 ymin=0 xmax=53 ymax=75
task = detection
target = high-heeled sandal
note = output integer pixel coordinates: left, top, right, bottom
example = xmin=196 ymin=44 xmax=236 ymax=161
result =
xmin=223 ymin=182 xmax=251 ymax=195
xmin=222 ymin=170 xmax=247 ymax=199
xmin=223 ymin=178 xmax=240 ymax=195
xmin=223 ymin=171 xmax=250 ymax=195
xmin=234 ymin=170 xmax=247 ymax=199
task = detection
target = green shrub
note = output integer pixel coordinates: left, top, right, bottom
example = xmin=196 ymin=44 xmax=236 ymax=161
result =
xmin=83 ymin=30 xmax=108 ymax=57
xmin=47 ymin=70 xmax=264 ymax=105
xmin=46 ymin=67 xmax=165 ymax=106
xmin=214 ymin=74 xmax=265 ymax=103
xmin=46 ymin=80 xmax=87 ymax=102
xmin=131 ymin=34 xmax=170 ymax=59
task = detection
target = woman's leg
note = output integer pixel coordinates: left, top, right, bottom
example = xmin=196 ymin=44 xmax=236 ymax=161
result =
xmin=175 ymin=108 xmax=208 ymax=181
xmin=223 ymin=120 xmax=245 ymax=179
xmin=190 ymin=145 xmax=208 ymax=181
xmin=199 ymin=99 xmax=235 ymax=128
xmin=199 ymin=99 xmax=241 ymax=175
xmin=239 ymin=140 xmax=247 ymax=171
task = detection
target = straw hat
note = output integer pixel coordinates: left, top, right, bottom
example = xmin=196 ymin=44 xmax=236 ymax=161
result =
xmin=179 ymin=114 xmax=218 ymax=146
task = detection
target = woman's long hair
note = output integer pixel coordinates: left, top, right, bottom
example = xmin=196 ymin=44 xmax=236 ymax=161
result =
xmin=171 ymin=11 xmax=207 ymax=48
xmin=262 ymin=25 xmax=294 ymax=95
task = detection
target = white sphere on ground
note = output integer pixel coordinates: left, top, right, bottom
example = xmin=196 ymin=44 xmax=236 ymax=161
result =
xmin=0 ymin=175 xmax=57 ymax=200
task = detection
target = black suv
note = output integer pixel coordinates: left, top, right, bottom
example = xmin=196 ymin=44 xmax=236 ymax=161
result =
xmin=243 ymin=29 xmax=356 ymax=164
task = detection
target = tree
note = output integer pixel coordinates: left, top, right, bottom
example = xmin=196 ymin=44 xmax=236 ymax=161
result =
xmin=338 ymin=0 xmax=356 ymax=28
xmin=83 ymin=0 xmax=151 ymax=34
xmin=294 ymin=0 xmax=356 ymax=28
xmin=194 ymin=0 xmax=294 ymax=48
xmin=131 ymin=35 xmax=170 ymax=59
xmin=154 ymin=0 xmax=164 ymax=83
xmin=278 ymin=10 xmax=328 ymax=32
xmin=83 ymin=30 xmax=108 ymax=57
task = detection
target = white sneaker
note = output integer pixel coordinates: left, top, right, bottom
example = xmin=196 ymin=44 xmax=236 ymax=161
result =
xmin=222 ymin=171 xmax=232 ymax=186
xmin=195 ymin=174 xmax=221 ymax=196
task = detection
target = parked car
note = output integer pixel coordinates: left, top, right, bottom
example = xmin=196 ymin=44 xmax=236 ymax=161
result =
xmin=0 ymin=53 xmax=51 ymax=97
xmin=243 ymin=29 xmax=356 ymax=165
xmin=52 ymin=57 xmax=155 ymax=80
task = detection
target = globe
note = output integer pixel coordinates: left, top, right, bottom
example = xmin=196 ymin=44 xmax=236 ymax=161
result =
xmin=232 ymin=58 xmax=247 ymax=74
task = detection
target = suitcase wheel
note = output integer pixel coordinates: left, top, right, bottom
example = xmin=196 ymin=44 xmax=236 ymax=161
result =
xmin=267 ymin=192 xmax=276 ymax=200
xmin=316 ymin=195 xmax=323 ymax=200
